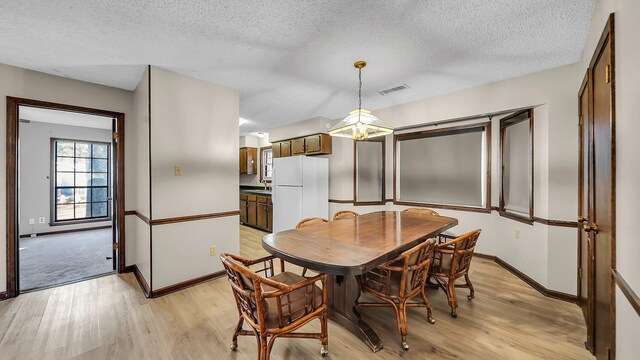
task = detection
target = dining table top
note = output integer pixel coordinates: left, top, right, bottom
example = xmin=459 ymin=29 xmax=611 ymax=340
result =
xmin=262 ymin=211 xmax=458 ymax=275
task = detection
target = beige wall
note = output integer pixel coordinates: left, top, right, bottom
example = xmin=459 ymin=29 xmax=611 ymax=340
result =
xmin=18 ymin=121 xmax=112 ymax=236
xmin=581 ymin=0 xmax=640 ymax=358
xmin=0 ymin=63 xmax=134 ymax=293
xmin=149 ymin=66 xmax=240 ymax=290
xmin=268 ymin=63 xmax=580 ymax=294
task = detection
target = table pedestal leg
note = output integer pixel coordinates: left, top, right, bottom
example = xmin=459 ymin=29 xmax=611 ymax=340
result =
xmin=326 ymin=274 xmax=383 ymax=352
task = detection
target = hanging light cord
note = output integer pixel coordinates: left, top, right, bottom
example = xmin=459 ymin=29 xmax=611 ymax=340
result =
xmin=357 ymin=67 xmax=362 ymax=123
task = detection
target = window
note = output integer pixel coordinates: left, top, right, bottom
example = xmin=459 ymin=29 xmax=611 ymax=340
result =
xmin=394 ymin=122 xmax=491 ymax=212
xmin=354 ymin=138 xmax=385 ymax=204
xmin=499 ymin=109 xmax=533 ymax=223
xmin=51 ymin=139 xmax=111 ymax=223
xmin=261 ymin=147 xmax=273 ymax=182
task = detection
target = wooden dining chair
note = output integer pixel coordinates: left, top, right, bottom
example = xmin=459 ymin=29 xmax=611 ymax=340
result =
xmin=295 ymin=217 xmax=329 ymax=277
xmin=332 ymin=210 xmax=359 ymax=220
xmin=356 ymin=238 xmax=437 ymax=350
xmin=220 ymin=253 xmax=329 ymax=360
xmin=401 ymin=207 xmax=440 ymax=216
xmin=402 ymin=208 xmax=456 ymax=243
xmin=428 ymin=229 xmax=481 ymax=317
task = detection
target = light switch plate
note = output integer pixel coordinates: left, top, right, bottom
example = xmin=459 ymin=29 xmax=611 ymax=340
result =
xmin=28 ymin=218 xmax=35 ymax=225
xmin=175 ymin=165 xmax=183 ymax=176
xmin=38 ymin=217 xmax=46 ymax=224
xmin=210 ymin=245 xmax=217 ymax=256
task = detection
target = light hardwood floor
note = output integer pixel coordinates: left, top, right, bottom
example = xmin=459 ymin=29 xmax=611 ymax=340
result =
xmin=0 ymin=225 xmax=593 ymax=359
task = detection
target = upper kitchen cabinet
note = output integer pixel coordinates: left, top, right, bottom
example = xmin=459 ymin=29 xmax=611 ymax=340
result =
xmin=291 ymin=138 xmax=305 ymax=155
xmin=272 ymin=134 xmax=332 ymax=158
xmin=240 ymin=147 xmax=257 ymax=174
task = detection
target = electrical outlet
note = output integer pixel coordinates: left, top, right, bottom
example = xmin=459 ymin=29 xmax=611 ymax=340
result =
xmin=38 ymin=217 xmax=46 ymax=224
xmin=209 ymin=245 xmax=217 ymax=256
xmin=175 ymin=165 xmax=183 ymax=176
xmin=28 ymin=218 xmax=35 ymax=225
xmin=515 ymin=229 xmax=521 ymax=239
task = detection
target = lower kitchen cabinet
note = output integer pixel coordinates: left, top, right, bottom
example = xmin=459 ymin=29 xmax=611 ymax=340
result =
xmin=240 ymin=193 xmax=273 ymax=232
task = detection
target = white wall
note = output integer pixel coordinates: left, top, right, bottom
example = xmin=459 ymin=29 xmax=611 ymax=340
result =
xmin=581 ymin=1 xmax=640 ymax=358
xmin=149 ymin=66 xmax=239 ymax=290
xmin=0 ymin=63 xmax=134 ymax=293
xmin=268 ymin=64 xmax=580 ymax=295
xmin=18 ymin=121 xmax=111 ymax=236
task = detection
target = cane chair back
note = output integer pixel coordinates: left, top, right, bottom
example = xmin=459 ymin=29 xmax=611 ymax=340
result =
xmin=296 ymin=217 xmax=329 ymax=228
xmin=401 ymin=208 xmax=440 ymax=216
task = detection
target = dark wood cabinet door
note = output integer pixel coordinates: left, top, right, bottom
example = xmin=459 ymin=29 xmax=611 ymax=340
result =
xmin=305 ymin=134 xmax=321 ymax=153
xmin=239 ymin=148 xmax=247 ymax=174
xmin=281 ymin=141 xmax=291 ymax=157
xmin=267 ymin=202 xmax=273 ymax=232
xmin=247 ymin=200 xmax=257 ymax=226
xmin=291 ymin=138 xmax=305 ymax=155
xmin=247 ymin=148 xmax=257 ymax=174
xmin=239 ymin=198 xmax=247 ymax=224
xmin=257 ymin=202 xmax=268 ymax=229
xmin=273 ymin=142 xmax=281 ymax=158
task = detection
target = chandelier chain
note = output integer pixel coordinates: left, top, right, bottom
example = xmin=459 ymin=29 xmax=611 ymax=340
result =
xmin=358 ymin=67 xmax=362 ymax=123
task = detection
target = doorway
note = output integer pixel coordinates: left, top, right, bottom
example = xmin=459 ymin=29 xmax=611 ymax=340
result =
xmin=577 ymin=14 xmax=616 ymax=360
xmin=6 ymin=97 xmax=125 ymax=297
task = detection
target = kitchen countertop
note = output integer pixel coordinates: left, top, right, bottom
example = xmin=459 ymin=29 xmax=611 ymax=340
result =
xmin=240 ymin=185 xmax=271 ymax=196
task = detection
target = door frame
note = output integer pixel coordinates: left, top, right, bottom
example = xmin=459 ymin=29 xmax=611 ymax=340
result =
xmin=6 ymin=96 xmax=126 ymax=298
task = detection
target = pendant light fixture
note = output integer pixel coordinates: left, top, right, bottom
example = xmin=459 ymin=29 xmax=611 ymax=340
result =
xmin=329 ymin=60 xmax=393 ymax=140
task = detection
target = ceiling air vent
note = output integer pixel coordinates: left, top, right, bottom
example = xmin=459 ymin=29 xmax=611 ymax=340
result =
xmin=379 ymin=84 xmax=410 ymax=95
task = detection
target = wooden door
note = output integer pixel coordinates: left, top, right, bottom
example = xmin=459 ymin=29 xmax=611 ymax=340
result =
xmin=247 ymin=197 xmax=257 ymax=226
xmin=273 ymin=142 xmax=281 ymax=158
xmin=239 ymin=148 xmax=247 ymax=174
xmin=257 ymin=201 xmax=268 ymax=230
xmin=281 ymin=141 xmax=291 ymax=157
xmin=239 ymin=196 xmax=247 ymax=224
xmin=578 ymin=70 xmax=594 ymax=347
xmin=580 ymin=14 xmax=615 ymax=360
xmin=291 ymin=138 xmax=305 ymax=155
xmin=305 ymin=135 xmax=321 ymax=153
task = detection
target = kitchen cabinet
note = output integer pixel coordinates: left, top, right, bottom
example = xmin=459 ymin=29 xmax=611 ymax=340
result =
xmin=239 ymin=194 xmax=248 ymax=224
xmin=291 ymin=138 xmax=305 ymax=155
xmin=271 ymin=134 xmax=332 ymax=158
xmin=273 ymin=142 xmax=281 ymax=158
xmin=240 ymin=147 xmax=257 ymax=174
xmin=280 ymin=141 xmax=291 ymax=157
xmin=240 ymin=192 xmax=273 ymax=232
xmin=305 ymin=134 xmax=332 ymax=154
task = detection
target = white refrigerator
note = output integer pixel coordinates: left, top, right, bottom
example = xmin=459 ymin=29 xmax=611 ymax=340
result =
xmin=272 ymin=155 xmax=329 ymax=232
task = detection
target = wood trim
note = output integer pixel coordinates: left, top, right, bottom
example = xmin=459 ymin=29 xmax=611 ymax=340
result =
xmin=353 ymin=137 xmax=386 ymax=206
xmin=19 ymin=225 xmax=112 ymax=238
xmin=393 ymin=121 xmax=492 ymax=212
xmin=475 ymin=252 xmax=577 ymax=303
xmin=5 ymin=96 xmax=125 ymax=299
xmin=498 ymin=109 xmax=534 ymax=223
xmin=148 ymin=65 xmax=153 ymax=293
xmin=612 ymin=270 xmax=640 ymax=317
xmin=532 ymin=217 xmax=578 ymax=228
xmin=151 ymin=270 xmax=226 ymax=298
xmin=393 ymin=201 xmax=492 ymax=214
xmin=125 ymin=210 xmax=151 ymax=225
xmin=150 ymin=210 xmax=240 ymax=226
xmin=130 ymin=264 xmax=151 ymax=298
xmin=329 ymin=199 xmax=393 ymax=204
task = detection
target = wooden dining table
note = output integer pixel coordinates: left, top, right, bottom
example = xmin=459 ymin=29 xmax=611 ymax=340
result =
xmin=262 ymin=210 xmax=458 ymax=352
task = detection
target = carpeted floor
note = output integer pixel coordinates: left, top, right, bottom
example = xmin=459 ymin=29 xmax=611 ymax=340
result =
xmin=19 ymin=228 xmax=114 ymax=291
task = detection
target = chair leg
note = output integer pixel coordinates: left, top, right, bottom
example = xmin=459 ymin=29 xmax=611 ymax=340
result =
xmin=391 ymin=301 xmax=410 ymax=350
xmin=420 ymin=288 xmax=436 ymax=324
xmin=231 ymin=316 xmax=244 ymax=350
xmin=259 ymin=335 xmax=271 ymax=360
xmin=320 ymin=309 xmax=329 ymax=356
xmin=447 ymin=278 xmax=458 ymax=317
xmin=465 ymin=273 xmax=475 ymax=300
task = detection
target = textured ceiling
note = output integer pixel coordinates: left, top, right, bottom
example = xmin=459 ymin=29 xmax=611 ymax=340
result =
xmin=0 ymin=1 xmax=595 ymax=133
